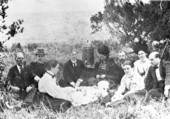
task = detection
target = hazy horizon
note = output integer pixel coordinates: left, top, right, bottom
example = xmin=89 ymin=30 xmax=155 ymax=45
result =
xmin=3 ymin=0 xmax=109 ymax=47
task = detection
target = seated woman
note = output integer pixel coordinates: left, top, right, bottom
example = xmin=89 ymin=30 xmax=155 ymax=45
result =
xmin=95 ymin=45 xmax=124 ymax=89
xmin=38 ymin=59 xmax=73 ymax=112
xmin=106 ymin=60 xmax=145 ymax=106
xmin=134 ymin=50 xmax=151 ymax=78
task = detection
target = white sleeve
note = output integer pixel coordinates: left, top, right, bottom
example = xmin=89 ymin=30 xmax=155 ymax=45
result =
xmin=114 ymin=76 xmax=126 ymax=96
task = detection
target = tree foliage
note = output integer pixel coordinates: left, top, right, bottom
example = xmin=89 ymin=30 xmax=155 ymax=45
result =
xmin=0 ymin=0 xmax=24 ymax=51
xmin=90 ymin=0 xmax=170 ymax=54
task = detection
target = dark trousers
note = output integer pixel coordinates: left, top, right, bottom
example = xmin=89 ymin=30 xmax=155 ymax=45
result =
xmin=143 ymin=89 xmax=163 ymax=105
xmin=39 ymin=93 xmax=72 ymax=112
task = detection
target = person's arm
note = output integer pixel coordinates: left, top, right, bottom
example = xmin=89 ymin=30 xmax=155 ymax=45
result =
xmin=63 ymin=62 xmax=75 ymax=87
xmin=111 ymin=76 xmax=126 ymax=101
xmin=133 ymin=61 xmax=139 ymax=74
xmin=164 ymin=62 xmax=170 ymax=97
xmin=144 ymin=66 xmax=156 ymax=91
xmin=143 ymin=60 xmax=151 ymax=79
xmin=7 ymin=68 xmax=20 ymax=92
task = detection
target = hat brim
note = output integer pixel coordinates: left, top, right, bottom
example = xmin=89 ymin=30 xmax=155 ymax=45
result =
xmin=36 ymin=53 xmax=45 ymax=56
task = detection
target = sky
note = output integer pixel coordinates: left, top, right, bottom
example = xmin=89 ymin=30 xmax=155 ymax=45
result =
xmin=3 ymin=0 xmax=105 ymax=47
xmin=7 ymin=0 xmax=104 ymax=13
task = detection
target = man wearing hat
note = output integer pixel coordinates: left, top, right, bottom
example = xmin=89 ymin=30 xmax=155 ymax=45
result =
xmin=29 ymin=48 xmax=46 ymax=85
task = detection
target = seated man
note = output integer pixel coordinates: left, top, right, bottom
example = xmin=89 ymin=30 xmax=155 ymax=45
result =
xmin=117 ymin=51 xmax=127 ymax=69
xmin=7 ymin=52 xmax=36 ymax=101
xmin=62 ymin=49 xmax=85 ymax=87
xmin=29 ymin=48 xmax=46 ymax=87
xmin=144 ymin=51 xmax=170 ymax=103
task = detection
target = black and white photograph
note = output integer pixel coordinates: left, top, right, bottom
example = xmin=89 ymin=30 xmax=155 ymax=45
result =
xmin=1 ymin=0 xmax=170 ymax=118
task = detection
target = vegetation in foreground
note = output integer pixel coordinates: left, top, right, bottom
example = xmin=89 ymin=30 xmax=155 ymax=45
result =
xmin=1 ymin=99 xmax=170 ymax=119
xmin=0 ymin=43 xmax=169 ymax=119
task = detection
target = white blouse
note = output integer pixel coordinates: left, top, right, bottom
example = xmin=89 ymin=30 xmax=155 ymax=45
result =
xmin=113 ymin=72 xmax=144 ymax=100
xmin=134 ymin=58 xmax=151 ymax=78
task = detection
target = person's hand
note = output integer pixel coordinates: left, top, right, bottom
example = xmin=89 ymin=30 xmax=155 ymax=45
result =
xmin=11 ymin=86 xmax=20 ymax=92
xmin=75 ymin=79 xmax=83 ymax=88
xmin=96 ymin=75 xmax=101 ymax=79
xmin=70 ymin=82 xmax=76 ymax=87
xmin=105 ymin=102 xmax=112 ymax=107
xmin=100 ymin=74 xmax=106 ymax=79
xmin=34 ymin=76 xmax=40 ymax=82
xmin=26 ymin=86 xmax=33 ymax=92
xmin=164 ymin=85 xmax=170 ymax=98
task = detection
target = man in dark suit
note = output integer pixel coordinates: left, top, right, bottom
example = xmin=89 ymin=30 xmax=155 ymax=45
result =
xmin=62 ymin=49 xmax=85 ymax=87
xmin=144 ymin=51 xmax=170 ymax=103
xmin=29 ymin=48 xmax=46 ymax=87
xmin=7 ymin=52 xmax=35 ymax=100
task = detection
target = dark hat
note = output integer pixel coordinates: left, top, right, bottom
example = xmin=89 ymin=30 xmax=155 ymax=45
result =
xmin=35 ymin=49 xmax=45 ymax=56
xmin=98 ymin=45 xmax=110 ymax=56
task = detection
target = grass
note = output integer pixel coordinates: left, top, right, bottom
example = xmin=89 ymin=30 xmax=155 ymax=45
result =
xmin=1 ymin=43 xmax=170 ymax=119
xmin=1 ymin=99 xmax=170 ymax=119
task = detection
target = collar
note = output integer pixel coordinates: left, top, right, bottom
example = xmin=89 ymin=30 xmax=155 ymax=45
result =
xmin=71 ymin=60 xmax=77 ymax=64
xmin=17 ymin=65 xmax=23 ymax=69
xmin=46 ymin=70 xmax=55 ymax=78
xmin=140 ymin=57 xmax=147 ymax=63
xmin=124 ymin=71 xmax=134 ymax=78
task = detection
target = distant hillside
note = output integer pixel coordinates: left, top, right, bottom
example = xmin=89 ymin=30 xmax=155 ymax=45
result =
xmin=5 ymin=11 xmax=110 ymax=47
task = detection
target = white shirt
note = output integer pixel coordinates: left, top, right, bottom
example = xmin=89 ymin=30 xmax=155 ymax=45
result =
xmin=38 ymin=71 xmax=107 ymax=107
xmin=38 ymin=71 xmax=75 ymax=101
xmin=17 ymin=65 xmax=23 ymax=73
xmin=155 ymin=64 xmax=162 ymax=81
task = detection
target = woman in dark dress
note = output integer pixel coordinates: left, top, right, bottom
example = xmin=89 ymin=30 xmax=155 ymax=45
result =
xmin=95 ymin=45 xmax=124 ymax=89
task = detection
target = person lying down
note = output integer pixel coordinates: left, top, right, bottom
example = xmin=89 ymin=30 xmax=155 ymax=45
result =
xmin=38 ymin=59 xmax=109 ymax=107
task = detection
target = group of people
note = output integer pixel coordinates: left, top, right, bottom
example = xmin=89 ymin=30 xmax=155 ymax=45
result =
xmin=0 ymin=44 xmax=170 ymax=112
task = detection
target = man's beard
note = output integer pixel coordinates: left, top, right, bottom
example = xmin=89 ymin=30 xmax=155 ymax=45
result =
xmin=120 ymin=59 xmax=125 ymax=64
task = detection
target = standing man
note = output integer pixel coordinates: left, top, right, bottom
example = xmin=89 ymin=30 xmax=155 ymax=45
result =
xmin=7 ymin=52 xmax=35 ymax=100
xmin=144 ymin=51 xmax=170 ymax=102
xmin=62 ymin=49 xmax=85 ymax=87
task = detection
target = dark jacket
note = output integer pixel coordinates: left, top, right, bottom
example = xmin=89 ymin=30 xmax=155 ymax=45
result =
xmin=29 ymin=62 xmax=46 ymax=88
xmin=145 ymin=60 xmax=170 ymax=93
xmin=7 ymin=65 xmax=35 ymax=99
xmin=95 ymin=58 xmax=124 ymax=86
xmin=63 ymin=59 xmax=85 ymax=86
xmin=29 ymin=62 xmax=46 ymax=78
